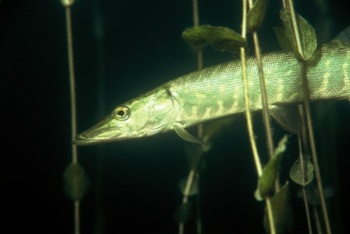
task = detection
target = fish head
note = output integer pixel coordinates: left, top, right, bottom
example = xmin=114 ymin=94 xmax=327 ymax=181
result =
xmin=74 ymin=87 xmax=179 ymax=145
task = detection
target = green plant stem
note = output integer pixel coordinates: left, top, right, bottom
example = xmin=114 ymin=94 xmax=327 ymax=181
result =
xmin=302 ymin=188 xmax=313 ymax=234
xmin=193 ymin=0 xmax=204 ymax=230
xmin=239 ymin=1 xmax=276 ymax=232
xmin=74 ymin=201 xmax=80 ymax=234
xmin=65 ymin=6 xmax=78 ymax=165
xmin=301 ymin=62 xmax=331 ymax=234
xmin=246 ymin=0 xmax=277 ymax=192
xmin=251 ymin=31 xmax=275 ymax=160
xmin=314 ymin=206 xmax=323 ymax=234
xmin=296 ymin=117 xmax=313 ymax=234
xmin=285 ymin=0 xmax=332 ymax=232
xmin=178 ymin=1 xmax=203 ymax=234
xmin=242 ymin=1 xmax=276 ymax=233
xmin=64 ymin=5 xmax=80 ymax=234
xmin=240 ymin=0 xmax=262 ymax=177
xmin=265 ymin=199 xmax=276 ymax=234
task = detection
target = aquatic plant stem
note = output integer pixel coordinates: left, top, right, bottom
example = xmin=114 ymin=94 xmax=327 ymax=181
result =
xmin=178 ymin=1 xmax=203 ymax=234
xmin=240 ymin=1 xmax=276 ymax=233
xmin=63 ymin=2 xmax=80 ymax=234
xmin=313 ymin=206 xmax=323 ymax=233
xmin=192 ymin=0 xmax=203 ymax=71
xmin=250 ymin=32 xmax=275 ymax=160
xmin=284 ymin=0 xmax=332 ymax=233
xmin=246 ymin=0 xmax=278 ymax=192
xmin=251 ymin=29 xmax=282 ymax=196
xmin=240 ymin=48 xmax=262 ymax=176
xmin=74 ymin=201 xmax=80 ymax=234
xmin=296 ymin=120 xmax=313 ymax=234
xmin=65 ymin=5 xmax=78 ymax=165
xmin=182 ymin=170 xmax=196 ymax=204
xmin=240 ymin=0 xmax=262 ymax=177
xmin=193 ymin=0 xmax=204 ymax=231
xmin=178 ymin=169 xmax=196 ymax=234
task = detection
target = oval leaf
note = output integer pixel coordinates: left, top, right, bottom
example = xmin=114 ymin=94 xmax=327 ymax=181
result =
xmin=280 ymin=9 xmax=317 ymax=61
xmin=255 ymin=135 xmax=288 ymax=201
xmin=289 ymin=157 xmax=314 ymax=186
xmin=182 ymin=25 xmax=247 ymax=53
xmin=63 ymin=163 xmax=89 ymax=201
xmin=247 ymin=0 xmax=267 ymax=32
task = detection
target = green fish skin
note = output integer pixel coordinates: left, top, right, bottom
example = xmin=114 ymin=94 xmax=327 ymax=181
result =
xmin=74 ymin=42 xmax=350 ymax=145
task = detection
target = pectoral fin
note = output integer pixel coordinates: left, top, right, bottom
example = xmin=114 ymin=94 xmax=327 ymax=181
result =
xmin=331 ymin=25 xmax=350 ymax=44
xmin=173 ymin=122 xmax=205 ymax=145
xmin=270 ymin=105 xmax=302 ymax=135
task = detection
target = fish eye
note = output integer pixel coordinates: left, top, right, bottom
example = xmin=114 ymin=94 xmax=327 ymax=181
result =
xmin=114 ymin=106 xmax=130 ymax=121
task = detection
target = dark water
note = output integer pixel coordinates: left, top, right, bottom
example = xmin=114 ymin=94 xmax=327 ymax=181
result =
xmin=1 ymin=0 xmax=349 ymax=233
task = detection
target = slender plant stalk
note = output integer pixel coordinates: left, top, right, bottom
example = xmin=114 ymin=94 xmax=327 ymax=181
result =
xmin=247 ymin=0 xmax=280 ymax=196
xmin=240 ymin=0 xmax=262 ymax=177
xmin=284 ymin=0 xmax=332 ymax=232
xmin=246 ymin=1 xmax=275 ymax=163
xmin=265 ymin=199 xmax=276 ymax=233
xmin=183 ymin=170 xmax=196 ymax=204
xmin=250 ymin=32 xmax=275 ymax=159
xmin=178 ymin=1 xmax=203 ymax=234
xmin=313 ymin=206 xmax=323 ymax=234
xmin=302 ymin=188 xmax=313 ymax=234
xmin=192 ymin=0 xmax=203 ymax=71
xmin=248 ymin=0 xmax=279 ymax=204
xmin=74 ymin=201 xmax=80 ymax=234
xmin=178 ymin=220 xmax=184 ymax=233
xmin=241 ymin=0 xmax=279 ymax=232
xmin=65 ymin=6 xmax=78 ymax=165
xmin=296 ymin=111 xmax=313 ymax=234
xmin=192 ymin=2 xmax=203 ymax=233
xmin=62 ymin=1 xmax=80 ymax=233
xmin=239 ymin=1 xmax=276 ymax=233
xmin=178 ymin=169 xmax=196 ymax=234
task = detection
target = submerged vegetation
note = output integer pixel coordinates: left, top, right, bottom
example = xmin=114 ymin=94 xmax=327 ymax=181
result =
xmin=60 ymin=0 xmax=349 ymax=233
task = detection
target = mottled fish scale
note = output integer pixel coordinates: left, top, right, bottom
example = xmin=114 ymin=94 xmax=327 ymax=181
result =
xmin=168 ymin=44 xmax=350 ymax=129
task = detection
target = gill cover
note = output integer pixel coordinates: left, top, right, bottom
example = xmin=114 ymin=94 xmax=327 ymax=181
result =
xmin=74 ymin=87 xmax=179 ymax=145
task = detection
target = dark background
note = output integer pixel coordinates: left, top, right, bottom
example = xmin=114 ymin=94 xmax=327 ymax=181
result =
xmin=1 ymin=0 xmax=349 ymax=233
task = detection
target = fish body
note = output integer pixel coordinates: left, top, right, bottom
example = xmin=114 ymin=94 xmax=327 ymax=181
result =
xmin=74 ymin=42 xmax=350 ymax=145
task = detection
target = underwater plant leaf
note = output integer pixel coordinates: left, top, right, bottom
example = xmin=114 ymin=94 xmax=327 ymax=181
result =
xmin=174 ymin=202 xmax=193 ymax=223
xmin=263 ymin=182 xmax=294 ymax=233
xmin=182 ymin=25 xmax=247 ymax=53
xmin=280 ymin=9 xmax=317 ymax=61
xmin=273 ymin=27 xmax=295 ymax=51
xmin=274 ymin=135 xmax=289 ymax=158
xmin=63 ymin=163 xmax=89 ymax=201
xmin=179 ymin=175 xmax=199 ymax=196
xmin=289 ymin=157 xmax=314 ymax=186
xmin=246 ymin=0 xmax=267 ymax=32
xmin=270 ymin=106 xmax=302 ymax=135
xmin=255 ymin=135 xmax=288 ymax=201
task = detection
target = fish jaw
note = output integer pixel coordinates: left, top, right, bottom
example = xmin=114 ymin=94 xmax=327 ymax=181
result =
xmin=74 ymin=114 xmax=126 ymax=145
xmin=74 ymin=86 xmax=180 ymax=145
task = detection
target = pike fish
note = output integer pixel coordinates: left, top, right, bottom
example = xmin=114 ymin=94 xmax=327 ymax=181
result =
xmin=74 ymin=28 xmax=350 ymax=145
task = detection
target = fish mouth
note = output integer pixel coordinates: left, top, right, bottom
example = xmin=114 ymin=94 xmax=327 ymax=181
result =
xmin=73 ymin=116 xmax=122 ymax=145
xmin=73 ymin=133 xmax=107 ymax=145
xmin=73 ymin=134 xmax=96 ymax=145
xmin=73 ymin=128 xmax=120 ymax=145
